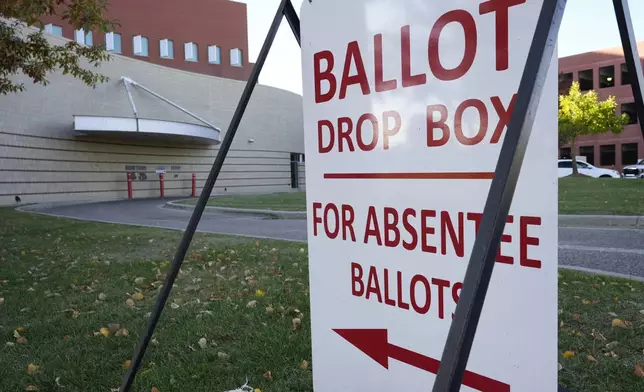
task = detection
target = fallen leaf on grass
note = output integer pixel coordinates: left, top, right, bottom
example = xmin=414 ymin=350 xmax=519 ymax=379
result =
xmin=562 ymin=351 xmax=575 ymax=359
xmin=582 ymin=299 xmax=592 ymax=305
xmin=108 ymin=323 xmax=121 ymax=332
xmin=217 ymin=352 xmax=229 ymax=360
xmin=558 ymin=363 xmax=563 ymax=371
xmin=592 ymin=300 xmax=601 ymax=305
xmin=587 ymin=355 xmax=597 ymax=362
xmin=115 ymin=329 xmax=129 ymax=337
xmin=25 ymin=386 xmax=39 ymax=391
xmin=572 ymin=313 xmax=581 ymax=321
xmin=605 ymin=351 xmax=618 ymax=358
xmin=634 ymin=364 xmax=644 ymax=377
xmin=6 ymin=342 xmax=15 ymax=347
xmin=612 ymin=319 xmax=632 ymax=329
xmin=300 ymin=360 xmax=309 ymax=370
xmin=98 ymin=293 xmax=107 ymax=301
xmin=198 ymin=338 xmax=207 ymax=349
xmin=606 ymin=341 xmax=619 ymax=349
xmin=292 ymin=318 xmax=302 ymax=330
xmin=132 ymin=292 xmax=144 ymax=301
xmin=608 ymin=312 xmax=618 ymax=317
xmin=123 ymin=360 xmax=131 ymax=370
xmin=55 ymin=377 xmax=63 ymax=387
xmin=27 ymin=364 xmax=39 ymax=374
xmin=266 ymin=306 xmax=274 ymax=314
xmin=0 ymin=297 xmax=4 ymax=305
xmin=125 ymin=299 xmax=135 ymax=308
xmin=16 ymin=337 xmax=27 ymax=344
xmin=246 ymin=300 xmax=258 ymax=308
xmin=263 ymin=371 xmax=273 ymax=381
xmin=591 ymin=330 xmax=606 ymax=341
xmin=170 ymin=303 xmax=180 ymax=309
xmin=16 ymin=327 xmax=25 ymax=334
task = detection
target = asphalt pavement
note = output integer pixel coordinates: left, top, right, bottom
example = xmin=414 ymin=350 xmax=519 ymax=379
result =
xmin=19 ymin=198 xmax=644 ymax=279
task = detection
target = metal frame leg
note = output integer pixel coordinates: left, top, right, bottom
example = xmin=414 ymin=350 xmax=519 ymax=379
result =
xmin=118 ymin=1 xmax=300 ymax=390
xmin=613 ymin=0 xmax=644 ymax=139
xmin=432 ymin=1 xmax=567 ymax=390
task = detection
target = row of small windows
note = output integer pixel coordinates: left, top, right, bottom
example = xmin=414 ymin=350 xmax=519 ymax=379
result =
xmin=559 ymin=63 xmax=638 ymax=92
xmin=44 ymin=24 xmax=243 ymax=67
xmin=560 ymin=143 xmax=639 ymax=166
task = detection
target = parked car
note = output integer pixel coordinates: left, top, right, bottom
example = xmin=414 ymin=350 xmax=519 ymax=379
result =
xmin=622 ymin=159 xmax=644 ymax=179
xmin=557 ymin=159 xmax=621 ymax=178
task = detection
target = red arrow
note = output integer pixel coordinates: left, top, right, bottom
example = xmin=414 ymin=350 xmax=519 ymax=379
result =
xmin=333 ymin=329 xmax=510 ymax=392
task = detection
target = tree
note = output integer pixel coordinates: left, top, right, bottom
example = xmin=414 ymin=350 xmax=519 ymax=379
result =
xmin=0 ymin=0 xmax=114 ymax=94
xmin=558 ymin=81 xmax=629 ymax=175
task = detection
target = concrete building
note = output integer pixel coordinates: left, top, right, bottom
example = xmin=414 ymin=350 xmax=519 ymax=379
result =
xmin=40 ymin=0 xmax=254 ymax=81
xmin=0 ymin=27 xmax=304 ymax=206
xmin=559 ymin=43 xmax=644 ymax=171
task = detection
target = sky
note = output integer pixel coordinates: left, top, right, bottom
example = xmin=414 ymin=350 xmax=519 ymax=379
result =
xmin=238 ymin=0 xmax=644 ymax=95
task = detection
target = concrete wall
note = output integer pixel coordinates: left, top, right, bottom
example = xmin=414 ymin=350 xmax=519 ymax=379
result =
xmin=0 ymin=32 xmax=305 ymax=206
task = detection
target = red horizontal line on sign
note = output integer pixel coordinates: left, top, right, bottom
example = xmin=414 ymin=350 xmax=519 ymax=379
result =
xmin=323 ymin=172 xmax=495 ymax=180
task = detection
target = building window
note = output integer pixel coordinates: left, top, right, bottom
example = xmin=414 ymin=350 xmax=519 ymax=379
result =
xmin=578 ymin=69 xmax=593 ymax=91
xmin=600 ymin=144 xmax=616 ymax=166
xmin=133 ymin=35 xmax=149 ymax=56
xmin=208 ymin=45 xmax=222 ymax=64
xmin=599 ymin=66 xmax=615 ymax=88
xmin=184 ymin=42 xmax=198 ymax=62
xmin=230 ymin=48 xmax=243 ymax=67
xmin=622 ymin=143 xmax=639 ymax=165
xmin=160 ymin=39 xmax=174 ymax=59
xmin=559 ymin=72 xmax=573 ymax=91
xmin=44 ymin=24 xmax=63 ymax=37
xmin=105 ymin=32 xmax=122 ymax=53
xmin=621 ymin=102 xmax=638 ymax=124
xmin=579 ymin=146 xmax=595 ymax=165
xmin=74 ymin=29 xmax=93 ymax=46
xmin=560 ymin=147 xmax=572 ymax=159
xmin=621 ymin=63 xmax=631 ymax=85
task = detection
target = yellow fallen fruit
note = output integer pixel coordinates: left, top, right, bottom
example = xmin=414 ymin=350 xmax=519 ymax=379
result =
xmin=132 ymin=292 xmax=144 ymax=301
xmin=123 ymin=360 xmax=132 ymax=370
xmin=100 ymin=328 xmax=110 ymax=337
xmin=300 ymin=359 xmax=309 ymax=370
xmin=256 ymin=289 xmax=265 ymax=297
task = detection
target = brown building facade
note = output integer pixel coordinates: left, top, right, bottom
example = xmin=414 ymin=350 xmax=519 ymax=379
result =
xmin=558 ymin=43 xmax=644 ymax=171
xmin=40 ymin=0 xmax=253 ymax=81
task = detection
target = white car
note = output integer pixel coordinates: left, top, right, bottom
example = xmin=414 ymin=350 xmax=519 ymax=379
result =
xmin=622 ymin=159 xmax=644 ymax=179
xmin=557 ymin=159 xmax=621 ymax=178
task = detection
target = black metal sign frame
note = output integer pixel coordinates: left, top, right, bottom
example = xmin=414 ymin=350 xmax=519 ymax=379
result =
xmin=120 ymin=0 xmax=644 ymax=391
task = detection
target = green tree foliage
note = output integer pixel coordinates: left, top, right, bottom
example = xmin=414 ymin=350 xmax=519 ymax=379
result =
xmin=559 ymin=81 xmax=629 ymax=174
xmin=0 ymin=0 xmax=114 ymax=94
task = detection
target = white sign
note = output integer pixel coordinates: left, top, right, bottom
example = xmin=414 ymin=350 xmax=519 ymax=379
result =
xmin=301 ymin=0 xmax=557 ymax=391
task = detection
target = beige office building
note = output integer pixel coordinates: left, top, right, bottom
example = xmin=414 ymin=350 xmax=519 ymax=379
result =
xmin=0 ymin=32 xmax=305 ymax=206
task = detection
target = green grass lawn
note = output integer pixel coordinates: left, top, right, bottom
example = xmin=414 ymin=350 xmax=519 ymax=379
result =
xmin=181 ymin=178 xmax=644 ymax=216
xmin=182 ymin=192 xmax=307 ymax=211
xmin=559 ymin=177 xmax=644 ymax=215
xmin=2 ymin=209 xmax=644 ymax=392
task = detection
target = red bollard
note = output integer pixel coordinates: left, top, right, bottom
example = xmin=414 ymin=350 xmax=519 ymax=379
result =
xmin=127 ymin=172 xmax=133 ymax=199
xmin=159 ymin=173 xmax=165 ymax=198
xmin=192 ymin=173 xmax=197 ymax=197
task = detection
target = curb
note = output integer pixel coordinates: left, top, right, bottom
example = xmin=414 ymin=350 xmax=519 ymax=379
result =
xmin=558 ymin=214 xmax=644 ymax=229
xmin=164 ymin=199 xmax=307 ymax=219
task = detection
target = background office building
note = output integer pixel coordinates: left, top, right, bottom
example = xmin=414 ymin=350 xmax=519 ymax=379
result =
xmin=0 ymin=0 xmax=305 ymax=206
xmin=559 ymin=42 xmax=644 ymax=171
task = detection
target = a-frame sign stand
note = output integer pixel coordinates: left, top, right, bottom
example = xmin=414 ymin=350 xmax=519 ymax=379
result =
xmin=119 ymin=1 xmax=644 ymax=391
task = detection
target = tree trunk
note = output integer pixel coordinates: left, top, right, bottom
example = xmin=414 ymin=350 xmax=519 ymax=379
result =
xmin=571 ymin=137 xmax=578 ymax=175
